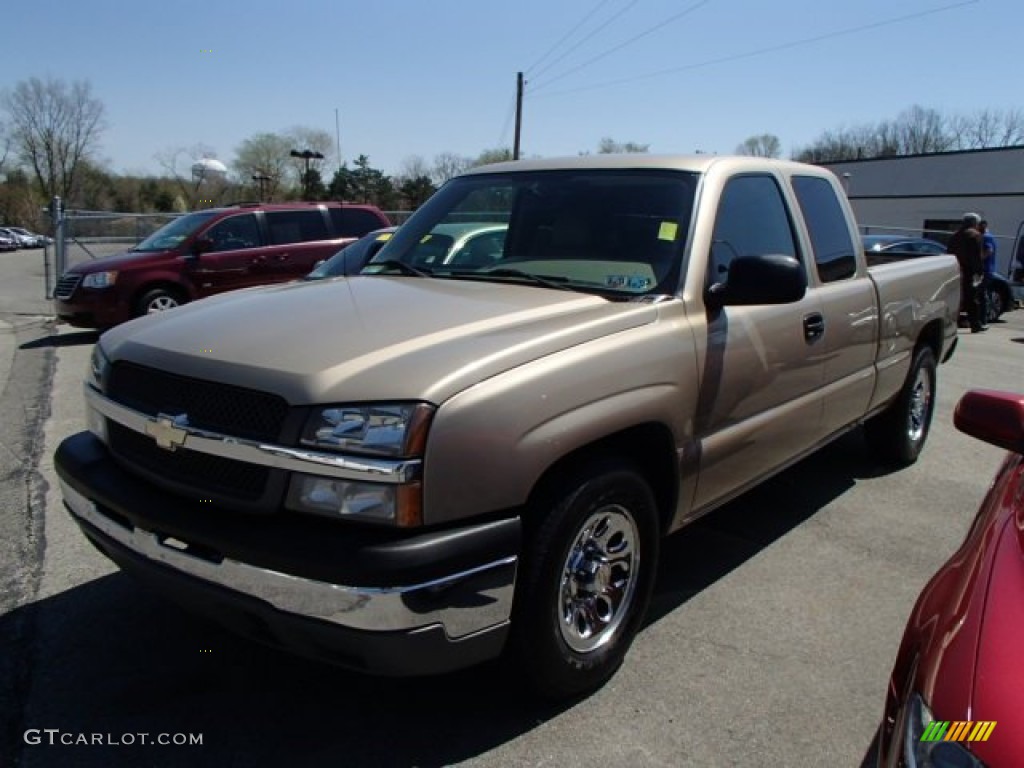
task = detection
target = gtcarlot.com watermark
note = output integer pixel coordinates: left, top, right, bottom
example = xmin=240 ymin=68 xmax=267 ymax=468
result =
xmin=24 ymin=729 xmax=203 ymax=747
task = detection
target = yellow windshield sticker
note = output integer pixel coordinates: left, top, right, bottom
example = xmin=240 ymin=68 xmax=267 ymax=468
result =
xmin=658 ymin=221 xmax=678 ymax=241
xmin=375 ymin=233 xmax=393 ymax=242
xmin=420 ymin=234 xmax=432 ymax=243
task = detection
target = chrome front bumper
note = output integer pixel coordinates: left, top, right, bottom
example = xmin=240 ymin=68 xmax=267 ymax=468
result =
xmin=61 ymin=479 xmax=517 ymax=640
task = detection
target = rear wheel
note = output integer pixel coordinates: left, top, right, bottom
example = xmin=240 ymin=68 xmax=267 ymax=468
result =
xmin=509 ymin=461 xmax=659 ymax=700
xmin=986 ymin=286 xmax=1005 ymax=322
xmin=135 ymin=287 xmax=184 ymax=317
xmin=864 ymin=346 xmax=937 ymax=466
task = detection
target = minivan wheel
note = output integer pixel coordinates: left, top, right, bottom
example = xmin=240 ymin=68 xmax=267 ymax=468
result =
xmin=509 ymin=461 xmax=659 ymax=701
xmin=136 ymin=288 xmax=184 ymax=316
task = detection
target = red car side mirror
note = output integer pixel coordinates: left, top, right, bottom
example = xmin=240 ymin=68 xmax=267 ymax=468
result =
xmin=954 ymin=389 xmax=1024 ymax=454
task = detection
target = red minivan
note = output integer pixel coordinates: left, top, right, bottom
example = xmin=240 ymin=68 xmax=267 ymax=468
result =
xmin=54 ymin=202 xmax=391 ymax=328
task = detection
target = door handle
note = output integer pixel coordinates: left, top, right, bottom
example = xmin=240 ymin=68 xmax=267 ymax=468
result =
xmin=803 ymin=312 xmax=825 ymax=342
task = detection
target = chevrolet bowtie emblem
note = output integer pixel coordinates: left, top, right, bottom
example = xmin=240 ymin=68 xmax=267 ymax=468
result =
xmin=145 ymin=413 xmax=189 ymax=451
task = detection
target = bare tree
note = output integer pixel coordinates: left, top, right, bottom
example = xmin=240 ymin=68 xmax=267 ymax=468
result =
xmin=0 ymin=122 xmax=11 ymax=175
xmin=285 ymin=125 xmax=334 ymax=181
xmin=472 ymin=148 xmax=514 ymax=166
xmin=736 ymin=133 xmax=781 ymax=158
xmin=597 ymin=137 xmax=649 ymax=153
xmin=154 ymin=143 xmax=230 ymax=209
xmin=432 ymin=152 xmax=471 ymax=184
xmin=398 ymin=154 xmax=432 ymax=182
xmin=894 ymin=105 xmax=951 ymax=154
xmin=2 ymin=76 xmax=106 ymax=203
xmin=233 ymin=132 xmax=293 ymax=200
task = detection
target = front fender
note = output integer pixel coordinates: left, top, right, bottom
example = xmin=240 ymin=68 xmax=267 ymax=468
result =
xmin=421 ymin=311 xmax=699 ymax=525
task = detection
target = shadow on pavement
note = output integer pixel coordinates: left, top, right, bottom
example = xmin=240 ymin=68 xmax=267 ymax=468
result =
xmin=19 ymin=330 xmax=99 ymax=350
xmin=4 ymin=430 xmax=892 ymax=768
xmin=647 ymin=429 xmax=891 ymax=625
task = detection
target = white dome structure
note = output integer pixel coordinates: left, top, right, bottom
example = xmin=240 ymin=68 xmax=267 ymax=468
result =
xmin=191 ymin=157 xmax=228 ymax=183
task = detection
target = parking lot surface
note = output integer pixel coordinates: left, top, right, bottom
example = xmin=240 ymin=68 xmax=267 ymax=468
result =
xmin=2 ymin=244 xmax=1022 ymax=767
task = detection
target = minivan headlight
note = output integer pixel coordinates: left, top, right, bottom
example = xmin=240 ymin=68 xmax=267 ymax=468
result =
xmin=300 ymin=402 xmax=434 ymax=457
xmin=82 ymin=271 xmax=118 ymax=288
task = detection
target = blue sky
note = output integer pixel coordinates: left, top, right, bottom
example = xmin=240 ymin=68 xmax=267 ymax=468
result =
xmin=4 ymin=0 xmax=1020 ymax=178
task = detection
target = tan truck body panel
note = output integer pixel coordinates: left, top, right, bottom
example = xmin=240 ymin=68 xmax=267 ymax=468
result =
xmin=59 ymin=155 xmax=960 ymax=686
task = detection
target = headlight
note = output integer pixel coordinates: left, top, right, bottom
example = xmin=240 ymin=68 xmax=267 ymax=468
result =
xmin=300 ymin=402 xmax=434 ymax=457
xmin=82 ymin=271 xmax=118 ymax=288
xmin=900 ymin=693 xmax=988 ymax=767
xmin=286 ymin=474 xmax=422 ymax=527
xmin=88 ymin=344 xmax=110 ymax=390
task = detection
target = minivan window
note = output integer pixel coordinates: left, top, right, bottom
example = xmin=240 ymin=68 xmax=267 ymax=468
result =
xmin=266 ymin=210 xmax=329 ymax=245
xmin=204 ymin=214 xmax=261 ymax=251
xmin=329 ymin=208 xmax=387 ymax=238
xmin=134 ymin=210 xmax=218 ymax=252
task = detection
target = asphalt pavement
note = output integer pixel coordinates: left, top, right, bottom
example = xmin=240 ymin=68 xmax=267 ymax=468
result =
xmin=1 ymin=249 xmax=1022 ymax=767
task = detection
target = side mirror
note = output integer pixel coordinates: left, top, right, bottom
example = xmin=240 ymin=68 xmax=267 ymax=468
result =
xmin=954 ymin=390 xmax=1024 ymax=454
xmin=706 ymin=253 xmax=806 ymax=310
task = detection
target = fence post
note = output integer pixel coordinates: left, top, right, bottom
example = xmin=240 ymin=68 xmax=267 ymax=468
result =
xmin=51 ymin=196 xmax=66 ymax=282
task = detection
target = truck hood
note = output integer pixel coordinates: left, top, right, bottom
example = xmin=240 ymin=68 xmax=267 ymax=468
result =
xmin=100 ymin=276 xmax=661 ymax=404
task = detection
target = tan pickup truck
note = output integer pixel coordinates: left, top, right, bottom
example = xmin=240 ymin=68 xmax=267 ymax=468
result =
xmin=56 ymin=155 xmax=960 ymax=699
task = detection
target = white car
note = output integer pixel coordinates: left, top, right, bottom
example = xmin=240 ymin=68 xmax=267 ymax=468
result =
xmin=5 ymin=227 xmax=47 ymax=248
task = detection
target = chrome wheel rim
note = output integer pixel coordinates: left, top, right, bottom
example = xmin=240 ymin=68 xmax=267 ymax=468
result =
xmin=558 ymin=504 xmax=640 ymax=653
xmin=907 ymin=366 xmax=932 ymax=443
xmin=988 ymin=291 xmax=1002 ymax=322
xmin=147 ymin=295 xmax=179 ymax=313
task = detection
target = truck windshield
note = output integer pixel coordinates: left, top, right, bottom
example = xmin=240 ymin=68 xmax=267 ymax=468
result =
xmin=133 ymin=210 xmax=220 ymax=253
xmin=366 ymin=169 xmax=698 ymax=297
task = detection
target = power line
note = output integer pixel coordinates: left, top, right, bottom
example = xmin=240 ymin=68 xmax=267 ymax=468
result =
xmin=530 ymin=0 xmax=714 ymax=93
xmin=529 ymin=0 xmax=641 ymax=83
xmin=524 ymin=0 xmax=612 ymax=77
xmin=529 ymin=0 xmax=980 ymax=99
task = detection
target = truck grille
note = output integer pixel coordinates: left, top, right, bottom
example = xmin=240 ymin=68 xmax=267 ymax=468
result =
xmin=108 ymin=362 xmax=289 ymax=442
xmin=55 ymin=274 xmax=82 ymax=299
xmin=108 ymin=422 xmax=269 ymax=501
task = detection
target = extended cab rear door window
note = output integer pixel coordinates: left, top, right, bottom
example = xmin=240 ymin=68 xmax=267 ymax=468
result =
xmin=709 ymin=174 xmax=799 ymax=284
xmin=266 ymin=210 xmax=329 ymax=245
xmin=791 ymin=175 xmax=857 ymax=282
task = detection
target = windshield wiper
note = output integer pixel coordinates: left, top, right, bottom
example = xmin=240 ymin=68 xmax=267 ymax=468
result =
xmin=447 ymin=268 xmax=576 ymax=292
xmin=367 ymin=259 xmax=432 ymax=277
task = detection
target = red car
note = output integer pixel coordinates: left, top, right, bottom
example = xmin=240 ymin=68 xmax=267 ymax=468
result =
xmin=878 ymin=389 xmax=1024 ymax=767
xmin=54 ymin=202 xmax=390 ymax=328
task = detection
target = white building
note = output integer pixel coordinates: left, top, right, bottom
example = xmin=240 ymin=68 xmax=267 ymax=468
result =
xmin=823 ymin=145 xmax=1024 ymax=276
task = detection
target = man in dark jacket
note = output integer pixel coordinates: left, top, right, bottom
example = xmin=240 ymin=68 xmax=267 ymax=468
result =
xmin=946 ymin=212 xmax=986 ymax=332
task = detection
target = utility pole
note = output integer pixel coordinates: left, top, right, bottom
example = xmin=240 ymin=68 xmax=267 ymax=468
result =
xmin=513 ymin=71 xmax=524 ymax=161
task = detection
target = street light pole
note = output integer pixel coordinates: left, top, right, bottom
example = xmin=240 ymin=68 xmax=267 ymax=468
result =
xmin=290 ymin=149 xmax=325 ymax=200
xmin=252 ymin=173 xmax=271 ymax=202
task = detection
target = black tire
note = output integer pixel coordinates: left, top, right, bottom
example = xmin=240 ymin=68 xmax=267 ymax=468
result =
xmin=864 ymin=346 xmax=937 ymax=466
xmin=135 ymin=287 xmax=184 ymax=317
xmin=509 ymin=461 xmax=660 ymax=701
xmin=986 ymin=286 xmax=1005 ymax=322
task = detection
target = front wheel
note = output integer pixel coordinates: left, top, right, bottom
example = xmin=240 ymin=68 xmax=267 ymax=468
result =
xmin=864 ymin=346 xmax=937 ymax=466
xmin=135 ymin=287 xmax=184 ymax=317
xmin=509 ymin=462 xmax=659 ymax=700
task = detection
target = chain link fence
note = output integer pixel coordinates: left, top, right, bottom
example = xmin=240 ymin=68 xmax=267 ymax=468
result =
xmin=42 ymin=203 xmax=182 ymax=298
